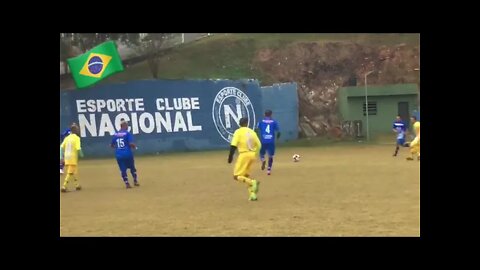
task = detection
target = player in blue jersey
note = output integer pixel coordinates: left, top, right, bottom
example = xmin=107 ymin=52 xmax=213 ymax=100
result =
xmin=60 ymin=122 xmax=77 ymax=174
xmin=256 ymin=110 xmax=281 ymax=175
xmin=392 ymin=115 xmax=407 ymax=157
xmin=111 ymin=120 xmax=139 ymax=188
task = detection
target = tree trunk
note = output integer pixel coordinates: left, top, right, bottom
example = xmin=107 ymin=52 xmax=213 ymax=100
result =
xmin=63 ymin=61 xmax=69 ymax=74
xmin=147 ymin=56 xmax=159 ymax=79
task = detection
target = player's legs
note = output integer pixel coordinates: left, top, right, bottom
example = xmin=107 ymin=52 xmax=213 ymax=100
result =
xmin=259 ymin=145 xmax=267 ymax=170
xmin=266 ymin=143 xmax=275 ymax=174
xmin=245 ymin=155 xmax=259 ymax=200
xmin=127 ymin=156 xmax=139 ymax=186
xmin=412 ymin=144 xmax=420 ymax=159
xmin=70 ymin=165 xmax=81 ymax=190
xmin=238 ymin=153 xmax=259 ymax=200
xmin=234 ymin=153 xmax=259 ymax=200
xmin=117 ymin=157 xmax=131 ymax=188
xmin=394 ymin=138 xmax=405 ymax=156
xmin=234 ymin=154 xmax=253 ymax=185
xmin=407 ymin=145 xmax=417 ymax=160
xmin=61 ymin=165 xmax=79 ymax=192
xmin=407 ymin=137 xmax=420 ymax=161
xmin=416 ymin=140 xmax=420 ymax=160
xmin=61 ymin=166 xmax=72 ymax=192
xmin=417 ymin=143 xmax=420 ymax=160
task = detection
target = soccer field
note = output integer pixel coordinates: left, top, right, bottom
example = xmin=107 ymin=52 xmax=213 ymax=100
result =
xmin=60 ymin=144 xmax=420 ymax=236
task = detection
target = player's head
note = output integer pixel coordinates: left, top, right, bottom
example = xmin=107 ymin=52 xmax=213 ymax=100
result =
xmin=410 ymin=115 xmax=417 ymax=122
xmin=70 ymin=124 xmax=80 ymax=136
xmin=265 ymin=110 xmax=272 ymax=117
xmin=239 ymin=117 xmax=248 ymax=127
xmin=120 ymin=120 xmax=129 ymax=130
xmin=396 ymin=115 xmax=401 ymax=121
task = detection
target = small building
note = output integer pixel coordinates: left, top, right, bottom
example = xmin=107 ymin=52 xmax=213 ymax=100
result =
xmin=338 ymin=84 xmax=419 ymax=137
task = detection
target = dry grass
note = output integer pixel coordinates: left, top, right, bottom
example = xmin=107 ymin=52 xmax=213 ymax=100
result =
xmin=60 ymin=144 xmax=419 ymax=236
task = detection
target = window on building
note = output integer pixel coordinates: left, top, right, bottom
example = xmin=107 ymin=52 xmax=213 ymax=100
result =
xmin=363 ymin=101 xmax=377 ymax=116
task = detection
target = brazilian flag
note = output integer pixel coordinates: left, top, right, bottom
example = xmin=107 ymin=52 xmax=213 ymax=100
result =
xmin=67 ymin=41 xmax=124 ymax=89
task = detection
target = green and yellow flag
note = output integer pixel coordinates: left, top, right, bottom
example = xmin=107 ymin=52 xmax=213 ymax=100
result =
xmin=67 ymin=41 xmax=124 ymax=89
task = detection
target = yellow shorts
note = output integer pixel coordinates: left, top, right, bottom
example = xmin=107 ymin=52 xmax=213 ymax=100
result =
xmin=410 ymin=144 xmax=420 ymax=155
xmin=410 ymin=136 xmax=420 ymax=147
xmin=234 ymin=152 xmax=256 ymax=176
xmin=410 ymin=137 xmax=420 ymax=155
xmin=65 ymin=165 xmax=78 ymax=175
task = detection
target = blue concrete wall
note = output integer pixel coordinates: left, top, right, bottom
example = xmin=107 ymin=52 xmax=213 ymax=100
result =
xmin=260 ymin=82 xmax=298 ymax=142
xmin=60 ymin=79 xmax=298 ymax=157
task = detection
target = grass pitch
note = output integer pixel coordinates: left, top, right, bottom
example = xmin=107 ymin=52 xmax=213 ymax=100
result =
xmin=60 ymin=144 xmax=419 ymax=236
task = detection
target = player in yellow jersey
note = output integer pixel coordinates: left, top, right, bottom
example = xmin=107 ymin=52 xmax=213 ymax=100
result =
xmin=60 ymin=124 xmax=84 ymax=192
xmin=228 ymin=117 xmax=262 ymax=201
xmin=406 ymin=115 xmax=420 ymax=161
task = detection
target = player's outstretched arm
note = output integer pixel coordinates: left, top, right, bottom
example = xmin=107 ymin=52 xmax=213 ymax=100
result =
xmin=129 ymin=143 xmax=137 ymax=149
xmin=78 ymin=149 xmax=84 ymax=158
xmin=60 ymin=146 xmax=64 ymax=160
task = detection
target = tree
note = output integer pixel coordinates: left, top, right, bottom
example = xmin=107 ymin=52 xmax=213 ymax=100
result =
xmin=60 ymin=37 xmax=69 ymax=74
xmin=135 ymin=33 xmax=168 ymax=79
xmin=73 ymin=34 xmax=113 ymax=52
xmin=60 ymin=34 xmax=77 ymax=74
xmin=60 ymin=33 xmax=141 ymax=55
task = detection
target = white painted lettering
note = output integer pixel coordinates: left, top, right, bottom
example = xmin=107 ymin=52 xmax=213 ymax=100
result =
xmin=96 ymin=99 xmax=106 ymax=112
xmin=224 ymin=104 xmax=242 ymax=128
xmin=131 ymin=112 xmax=138 ymax=134
xmin=116 ymin=99 xmax=126 ymax=112
xmin=164 ymin=99 xmax=174 ymax=110
xmin=191 ymin=97 xmax=200 ymax=109
xmin=173 ymin=98 xmax=182 ymax=110
xmin=173 ymin=111 xmax=187 ymax=132
xmin=155 ymin=112 xmax=172 ymax=132
xmin=135 ymin=98 xmax=145 ymax=111
xmin=87 ymin=100 xmax=96 ymax=113
xmin=139 ymin=113 xmax=155 ymax=133
xmin=126 ymin=99 xmax=135 ymax=111
xmin=182 ymin=98 xmax=191 ymax=110
xmin=186 ymin=111 xmax=202 ymax=131
xmin=106 ymin=99 xmax=116 ymax=112
xmin=98 ymin=114 xmax=115 ymax=136
xmin=156 ymin=98 xmax=165 ymax=110
xmin=76 ymin=100 xmax=87 ymax=113
xmin=78 ymin=114 xmax=96 ymax=137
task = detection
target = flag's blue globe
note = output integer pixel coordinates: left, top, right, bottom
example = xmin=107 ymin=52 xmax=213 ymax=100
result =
xmin=88 ymin=56 xmax=104 ymax=74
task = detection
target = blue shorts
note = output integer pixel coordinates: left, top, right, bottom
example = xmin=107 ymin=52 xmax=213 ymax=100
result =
xmin=116 ymin=155 xmax=136 ymax=173
xmin=397 ymin=138 xmax=406 ymax=146
xmin=260 ymin=143 xmax=276 ymax=157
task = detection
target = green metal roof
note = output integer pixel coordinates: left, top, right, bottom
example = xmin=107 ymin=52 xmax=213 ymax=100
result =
xmin=340 ymin=83 xmax=418 ymax=97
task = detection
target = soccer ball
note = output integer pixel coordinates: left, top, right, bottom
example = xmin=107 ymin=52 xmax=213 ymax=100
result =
xmin=292 ymin=154 xmax=300 ymax=162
